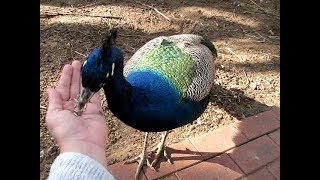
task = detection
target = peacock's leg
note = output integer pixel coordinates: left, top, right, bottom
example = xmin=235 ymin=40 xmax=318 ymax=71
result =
xmin=124 ymin=132 xmax=151 ymax=180
xmin=149 ymin=131 xmax=173 ymax=169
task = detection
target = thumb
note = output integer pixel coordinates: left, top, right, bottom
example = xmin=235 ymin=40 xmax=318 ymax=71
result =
xmin=47 ymin=88 xmax=63 ymax=112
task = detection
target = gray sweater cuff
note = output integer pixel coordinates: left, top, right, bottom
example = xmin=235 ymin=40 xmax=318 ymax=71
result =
xmin=48 ymin=152 xmax=115 ymax=180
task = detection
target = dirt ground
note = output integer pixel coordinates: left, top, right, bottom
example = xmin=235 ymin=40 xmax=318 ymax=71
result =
xmin=40 ymin=0 xmax=280 ymax=179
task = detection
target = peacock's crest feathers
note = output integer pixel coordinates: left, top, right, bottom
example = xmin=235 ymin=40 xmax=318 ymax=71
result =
xmin=100 ymin=29 xmax=117 ymax=62
xmin=124 ymin=34 xmax=217 ymax=101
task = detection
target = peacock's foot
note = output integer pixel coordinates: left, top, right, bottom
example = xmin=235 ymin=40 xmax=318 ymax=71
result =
xmin=124 ymin=152 xmax=153 ymax=179
xmin=149 ymin=143 xmax=173 ymax=170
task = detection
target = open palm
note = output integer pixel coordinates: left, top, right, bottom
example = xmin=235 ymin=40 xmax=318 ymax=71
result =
xmin=46 ymin=61 xmax=108 ymax=166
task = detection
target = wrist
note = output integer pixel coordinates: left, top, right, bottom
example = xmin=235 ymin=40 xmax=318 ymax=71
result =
xmin=59 ymin=140 xmax=107 ymax=167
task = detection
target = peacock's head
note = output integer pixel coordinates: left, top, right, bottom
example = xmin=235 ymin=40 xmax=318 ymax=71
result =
xmin=74 ymin=29 xmax=124 ymax=115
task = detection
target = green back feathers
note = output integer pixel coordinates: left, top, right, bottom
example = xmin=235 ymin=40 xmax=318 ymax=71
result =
xmin=124 ymin=34 xmax=216 ymax=102
xmin=130 ymin=40 xmax=196 ymax=97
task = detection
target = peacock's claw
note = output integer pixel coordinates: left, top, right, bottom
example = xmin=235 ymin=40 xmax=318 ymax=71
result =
xmin=124 ymin=132 xmax=154 ymax=180
xmin=124 ymin=152 xmax=154 ymax=179
xmin=149 ymin=145 xmax=172 ymax=169
xmin=124 ymin=154 xmax=144 ymax=164
xmin=123 ymin=132 xmax=171 ymax=179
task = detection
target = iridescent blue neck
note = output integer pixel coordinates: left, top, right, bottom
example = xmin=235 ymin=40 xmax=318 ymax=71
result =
xmin=104 ymin=49 xmax=132 ymax=97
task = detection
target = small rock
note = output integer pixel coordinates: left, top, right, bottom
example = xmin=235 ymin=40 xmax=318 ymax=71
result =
xmin=40 ymin=150 xmax=45 ymax=158
xmin=250 ymin=82 xmax=257 ymax=90
xmin=269 ymin=29 xmax=274 ymax=35
xmin=213 ymin=109 xmax=223 ymax=114
xmin=195 ymin=120 xmax=203 ymax=125
xmin=46 ymin=146 xmax=53 ymax=154
xmin=265 ymin=80 xmax=272 ymax=86
xmin=190 ymin=126 xmax=196 ymax=130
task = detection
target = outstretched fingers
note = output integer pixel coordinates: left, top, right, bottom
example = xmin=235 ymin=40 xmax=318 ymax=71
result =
xmin=47 ymin=88 xmax=63 ymax=112
xmin=56 ymin=65 xmax=73 ymax=101
xmin=70 ymin=61 xmax=82 ymax=99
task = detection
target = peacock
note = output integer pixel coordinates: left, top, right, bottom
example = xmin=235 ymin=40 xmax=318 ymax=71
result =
xmin=74 ymin=29 xmax=217 ymax=179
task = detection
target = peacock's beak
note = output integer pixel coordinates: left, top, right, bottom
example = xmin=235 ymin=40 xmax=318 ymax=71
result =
xmin=74 ymin=87 xmax=95 ymax=116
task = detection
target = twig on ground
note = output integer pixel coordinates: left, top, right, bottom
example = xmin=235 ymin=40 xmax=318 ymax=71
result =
xmin=242 ymin=69 xmax=250 ymax=88
xmin=40 ymin=105 xmax=47 ymax=111
xmin=123 ymin=44 xmax=136 ymax=53
xmin=226 ymin=47 xmax=246 ymax=62
xmin=75 ymin=51 xmax=87 ymax=57
xmin=119 ymin=34 xmax=145 ymax=37
xmin=40 ymin=12 xmax=122 ymax=19
xmin=254 ymin=31 xmax=271 ymax=43
xmin=249 ymin=0 xmax=280 ymax=19
xmin=133 ymin=0 xmax=171 ymax=22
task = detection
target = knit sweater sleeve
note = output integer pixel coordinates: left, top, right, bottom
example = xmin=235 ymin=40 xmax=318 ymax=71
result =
xmin=48 ymin=152 xmax=115 ymax=180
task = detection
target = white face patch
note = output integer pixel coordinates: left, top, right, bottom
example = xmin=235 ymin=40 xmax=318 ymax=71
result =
xmin=111 ymin=63 xmax=115 ymax=76
xmin=106 ymin=73 xmax=110 ymax=79
xmin=83 ymin=60 xmax=87 ymax=67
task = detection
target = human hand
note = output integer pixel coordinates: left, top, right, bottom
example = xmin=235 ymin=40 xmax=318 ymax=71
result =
xmin=45 ymin=60 xmax=108 ymax=167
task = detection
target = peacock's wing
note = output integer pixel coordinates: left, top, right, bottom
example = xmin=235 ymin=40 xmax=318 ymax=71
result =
xmin=124 ymin=34 xmax=217 ymax=101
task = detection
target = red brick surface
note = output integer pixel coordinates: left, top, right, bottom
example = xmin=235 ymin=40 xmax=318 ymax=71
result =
xmin=107 ymin=162 xmax=147 ymax=180
xmin=242 ymin=167 xmax=276 ymax=180
xmin=107 ymin=109 xmax=281 ymax=180
xmin=232 ymin=112 xmax=280 ymax=140
xmin=227 ymin=135 xmax=280 ymax=174
xmin=176 ymin=153 xmax=244 ymax=180
xmin=270 ymin=106 xmax=280 ymax=121
xmin=190 ymin=125 xmax=248 ymax=158
xmin=267 ymin=158 xmax=280 ymax=180
xmin=268 ymin=129 xmax=280 ymax=146
xmin=157 ymin=173 xmax=179 ymax=180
